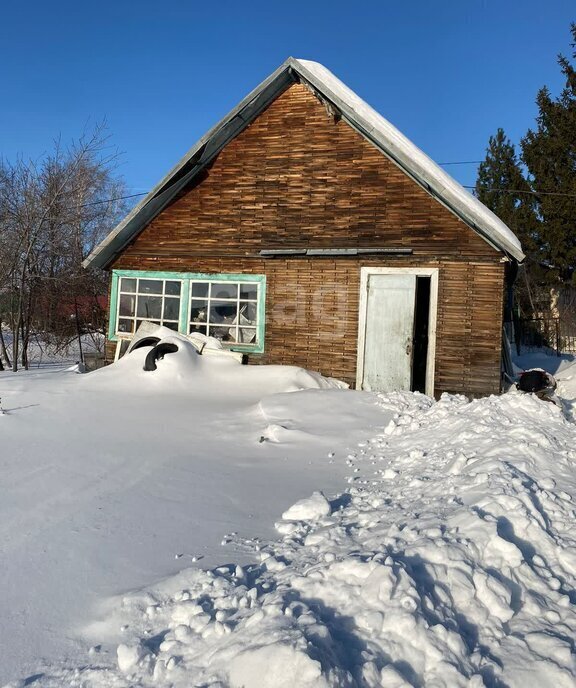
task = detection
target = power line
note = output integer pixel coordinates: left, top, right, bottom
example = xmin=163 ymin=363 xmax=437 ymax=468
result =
xmin=65 ymin=161 xmax=490 ymax=209
xmin=463 ymin=185 xmax=576 ymax=198
xmin=60 ymin=175 xmax=576 ymax=211
xmin=35 ymin=191 xmax=149 ymax=218
xmin=439 ymin=160 xmax=483 ymax=166
xmin=74 ymin=192 xmax=148 ymax=209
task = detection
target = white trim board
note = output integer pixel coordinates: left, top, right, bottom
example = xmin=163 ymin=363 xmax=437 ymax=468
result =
xmin=356 ymin=267 xmax=439 ymax=396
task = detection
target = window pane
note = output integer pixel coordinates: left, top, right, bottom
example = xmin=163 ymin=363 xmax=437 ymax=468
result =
xmin=139 ymin=279 xmax=163 ymax=294
xmin=238 ymin=302 xmax=257 ymax=325
xmin=211 ymin=283 xmax=238 ymax=300
xmin=118 ymin=318 xmax=134 ymax=334
xmin=163 ymin=297 xmax=180 ymax=321
xmin=210 ymin=325 xmax=235 ymax=342
xmin=164 ymin=322 xmax=179 ymax=331
xmin=165 ymin=281 xmax=181 ymax=296
xmin=119 ymin=294 xmax=136 ymax=317
xmin=190 ymin=299 xmax=208 ymax=322
xmin=240 ymin=283 xmax=258 ymax=300
xmin=137 ymin=295 xmax=162 ymax=319
xmin=120 ymin=278 xmax=136 ymax=293
xmin=209 ymin=301 xmax=237 ymax=323
xmin=239 ymin=327 xmax=257 ymax=343
xmin=137 ymin=319 xmax=161 ymax=330
xmin=191 ymin=282 xmax=209 ymax=298
xmin=185 ymin=276 xmax=262 ymax=348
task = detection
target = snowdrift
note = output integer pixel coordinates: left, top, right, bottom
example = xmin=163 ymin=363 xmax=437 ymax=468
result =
xmin=85 ymin=331 xmax=347 ymax=396
xmin=557 ymin=359 xmax=576 ymax=421
xmin=31 ymin=387 xmax=576 ymax=687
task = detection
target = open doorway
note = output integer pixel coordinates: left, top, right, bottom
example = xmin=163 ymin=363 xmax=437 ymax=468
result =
xmin=411 ymin=276 xmax=431 ymax=393
xmin=357 ymin=268 xmax=438 ymax=395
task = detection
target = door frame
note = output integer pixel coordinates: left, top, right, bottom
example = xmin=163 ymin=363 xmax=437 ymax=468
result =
xmin=356 ymin=267 xmax=439 ymax=395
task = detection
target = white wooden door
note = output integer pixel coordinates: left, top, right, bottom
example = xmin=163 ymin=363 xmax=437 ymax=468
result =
xmin=362 ymin=273 xmax=416 ymax=392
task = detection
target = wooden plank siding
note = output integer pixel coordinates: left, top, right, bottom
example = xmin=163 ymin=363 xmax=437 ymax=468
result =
xmin=109 ymin=83 xmax=505 ymax=396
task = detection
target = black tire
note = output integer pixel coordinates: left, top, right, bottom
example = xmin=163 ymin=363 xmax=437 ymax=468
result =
xmin=517 ymin=370 xmax=550 ymax=394
xmin=144 ymin=342 xmax=179 ymax=371
xmin=129 ymin=336 xmax=161 ymax=353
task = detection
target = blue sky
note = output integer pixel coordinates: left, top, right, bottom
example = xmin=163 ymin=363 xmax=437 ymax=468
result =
xmin=1 ymin=1 xmax=574 ymax=194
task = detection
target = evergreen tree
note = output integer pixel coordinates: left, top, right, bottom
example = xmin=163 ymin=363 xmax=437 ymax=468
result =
xmin=476 ymin=128 xmax=537 ymax=256
xmin=521 ymin=23 xmax=576 ymax=285
xmin=476 ymin=129 xmax=539 ymax=318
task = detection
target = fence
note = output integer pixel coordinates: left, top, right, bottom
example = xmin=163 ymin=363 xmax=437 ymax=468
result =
xmin=513 ymin=317 xmax=576 ymax=355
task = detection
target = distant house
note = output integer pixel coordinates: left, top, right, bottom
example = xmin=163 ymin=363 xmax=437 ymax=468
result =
xmin=83 ymin=58 xmax=524 ymax=397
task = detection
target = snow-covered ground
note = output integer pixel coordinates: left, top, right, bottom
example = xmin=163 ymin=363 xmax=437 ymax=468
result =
xmin=0 ymin=326 xmax=104 ymax=368
xmin=1 ymin=341 xmax=575 ymax=687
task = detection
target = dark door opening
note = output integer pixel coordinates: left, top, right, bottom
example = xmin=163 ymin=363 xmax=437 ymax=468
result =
xmin=411 ymin=276 xmax=431 ymax=393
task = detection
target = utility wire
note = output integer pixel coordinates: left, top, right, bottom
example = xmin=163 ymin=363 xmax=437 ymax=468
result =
xmin=53 ymin=191 xmax=148 ymax=214
xmin=463 ymin=185 xmax=576 ymax=198
xmin=64 ymin=160 xmax=487 ymax=210
xmin=60 ymin=174 xmax=576 ymax=211
xmin=74 ymin=192 xmax=148 ymax=209
xmin=439 ymin=160 xmax=483 ymax=166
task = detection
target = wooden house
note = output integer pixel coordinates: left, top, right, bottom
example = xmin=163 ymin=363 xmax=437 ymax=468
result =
xmin=83 ymin=58 xmax=524 ymax=396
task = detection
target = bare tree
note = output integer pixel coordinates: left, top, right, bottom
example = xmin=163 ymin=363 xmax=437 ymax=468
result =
xmin=0 ymin=124 xmax=127 ymax=370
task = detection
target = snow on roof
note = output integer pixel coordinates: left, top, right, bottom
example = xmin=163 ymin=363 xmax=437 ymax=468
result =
xmin=294 ymin=58 xmax=524 ymax=261
xmin=83 ymin=58 xmax=524 ymax=269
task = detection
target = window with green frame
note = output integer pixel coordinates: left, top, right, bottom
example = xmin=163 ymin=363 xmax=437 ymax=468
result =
xmin=110 ymin=270 xmax=266 ymax=353
xmin=188 ymin=279 xmax=260 ymax=345
xmin=116 ymin=276 xmax=182 ymax=334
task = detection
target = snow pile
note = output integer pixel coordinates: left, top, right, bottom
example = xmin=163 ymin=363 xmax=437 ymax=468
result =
xmin=31 ymin=388 xmax=576 ymax=687
xmin=86 ymin=335 xmax=347 ymax=396
xmin=281 ymin=490 xmax=331 ymax=521
xmin=557 ymin=360 xmax=576 ymax=421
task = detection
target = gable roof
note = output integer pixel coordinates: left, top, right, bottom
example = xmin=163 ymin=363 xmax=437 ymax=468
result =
xmin=83 ymin=57 xmax=525 ymax=269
